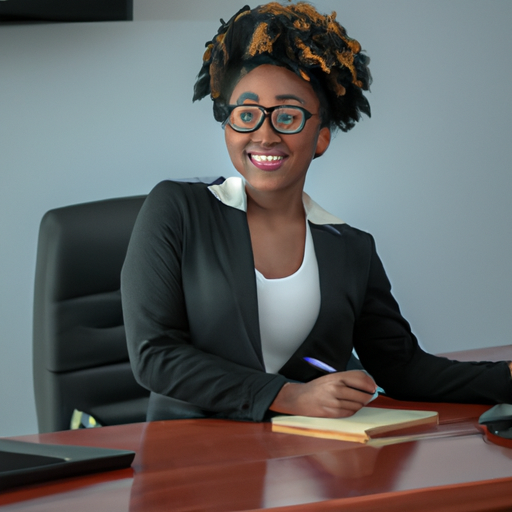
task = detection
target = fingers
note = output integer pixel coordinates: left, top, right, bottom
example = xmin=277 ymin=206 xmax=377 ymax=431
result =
xmin=268 ymin=371 xmax=378 ymax=418
xmin=336 ymin=370 xmax=377 ymax=395
xmin=334 ymin=385 xmax=374 ymax=407
xmin=312 ymin=371 xmax=376 ymax=404
xmin=314 ymin=379 xmax=373 ymax=415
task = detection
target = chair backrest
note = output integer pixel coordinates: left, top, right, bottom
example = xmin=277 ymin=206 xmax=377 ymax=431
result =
xmin=33 ymin=195 xmax=150 ymax=433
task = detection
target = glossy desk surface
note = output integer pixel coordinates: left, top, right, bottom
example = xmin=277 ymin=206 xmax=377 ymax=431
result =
xmin=2 ymin=345 xmax=512 ymax=512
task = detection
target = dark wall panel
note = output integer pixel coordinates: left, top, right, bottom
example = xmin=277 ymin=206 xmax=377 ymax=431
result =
xmin=0 ymin=0 xmax=133 ymax=22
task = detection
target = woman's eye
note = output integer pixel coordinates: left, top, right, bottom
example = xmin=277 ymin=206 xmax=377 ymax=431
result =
xmin=276 ymin=113 xmax=294 ymax=125
xmin=240 ymin=111 xmax=254 ymax=123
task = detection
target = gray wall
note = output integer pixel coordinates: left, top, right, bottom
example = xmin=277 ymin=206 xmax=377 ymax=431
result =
xmin=1 ymin=0 xmax=511 ymax=437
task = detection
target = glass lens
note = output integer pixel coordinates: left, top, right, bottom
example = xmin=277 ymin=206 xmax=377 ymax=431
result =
xmin=229 ymin=106 xmax=264 ymax=132
xmin=271 ymin=107 xmax=305 ymax=133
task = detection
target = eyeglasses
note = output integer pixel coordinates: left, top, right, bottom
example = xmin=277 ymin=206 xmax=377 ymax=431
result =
xmin=225 ymin=104 xmax=315 ymax=134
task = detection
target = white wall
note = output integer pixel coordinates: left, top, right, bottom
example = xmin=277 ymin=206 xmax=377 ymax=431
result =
xmin=1 ymin=0 xmax=511 ymax=437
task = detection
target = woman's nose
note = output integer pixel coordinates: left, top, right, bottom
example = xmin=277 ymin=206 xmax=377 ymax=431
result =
xmin=251 ymin=116 xmax=282 ymax=145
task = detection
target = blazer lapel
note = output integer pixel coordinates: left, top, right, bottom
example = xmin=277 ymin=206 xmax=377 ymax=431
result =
xmin=223 ymin=209 xmax=265 ymax=369
xmin=278 ymin=222 xmax=356 ymax=381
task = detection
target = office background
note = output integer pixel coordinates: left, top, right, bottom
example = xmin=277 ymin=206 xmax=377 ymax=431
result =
xmin=1 ymin=0 xmax=511 ymax=437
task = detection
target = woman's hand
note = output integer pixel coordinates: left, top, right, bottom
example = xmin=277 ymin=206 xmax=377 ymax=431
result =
xmin=269 ymin=371 xmax=377 ymax=418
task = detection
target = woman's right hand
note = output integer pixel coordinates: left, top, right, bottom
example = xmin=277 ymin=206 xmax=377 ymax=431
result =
xmin=269 ymin=370 xmax=377 ymax=418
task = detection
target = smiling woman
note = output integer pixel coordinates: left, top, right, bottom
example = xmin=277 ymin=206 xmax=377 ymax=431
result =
xmin=225 ymin=65 xmax=330 ymax=200
xmin=120 ymin=2 xmax=512 ymax=423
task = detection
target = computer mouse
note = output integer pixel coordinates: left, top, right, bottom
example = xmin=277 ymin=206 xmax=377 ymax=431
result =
xmin=479 ymin=403 xmax=512 ymax=440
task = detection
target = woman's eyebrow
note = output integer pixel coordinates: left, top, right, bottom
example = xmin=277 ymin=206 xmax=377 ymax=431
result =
xmin=275 ymin=94 xmax=305 ymax=104
xmin=236 ymin=92 xmax=259 ymax=104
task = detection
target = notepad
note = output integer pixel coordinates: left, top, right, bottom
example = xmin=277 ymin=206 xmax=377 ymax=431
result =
xmin=271 ymin=407 xmax=439 ymax=444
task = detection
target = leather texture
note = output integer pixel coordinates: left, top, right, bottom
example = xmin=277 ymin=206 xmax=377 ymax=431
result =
xmin=33 ymin=195 xmax=150 ymax=433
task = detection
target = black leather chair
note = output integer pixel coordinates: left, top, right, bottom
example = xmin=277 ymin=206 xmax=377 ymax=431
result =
xmin=33 ymin=195 xmax=150 ymax=433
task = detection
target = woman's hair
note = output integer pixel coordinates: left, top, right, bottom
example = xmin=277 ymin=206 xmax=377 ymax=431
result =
xmin=193 ymin=2 xmax=371 ymax=132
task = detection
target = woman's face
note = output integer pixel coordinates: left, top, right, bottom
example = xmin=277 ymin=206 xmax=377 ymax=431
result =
xmin=225 ymin=64 xmax=330 ymax=197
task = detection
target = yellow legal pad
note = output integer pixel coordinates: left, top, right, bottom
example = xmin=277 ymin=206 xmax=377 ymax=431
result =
xmin=271 ymin=407 xmax=439 ymax=444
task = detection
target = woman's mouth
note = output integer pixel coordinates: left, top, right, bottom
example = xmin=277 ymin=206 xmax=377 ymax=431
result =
xmin=249 ymin=153 xmax=287 ymax=171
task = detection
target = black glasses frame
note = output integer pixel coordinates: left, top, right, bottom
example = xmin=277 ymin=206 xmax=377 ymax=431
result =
xmin=225 ymin=104 xmax=314 ymax=134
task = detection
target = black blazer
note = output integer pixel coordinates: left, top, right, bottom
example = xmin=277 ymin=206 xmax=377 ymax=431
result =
xmin=121 ymin=179 xmax=512 ymax=421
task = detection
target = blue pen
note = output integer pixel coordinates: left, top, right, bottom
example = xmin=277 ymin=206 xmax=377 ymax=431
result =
xmin=303 ymin=356 xmax=383 ymax=400
xmin=303 ymin=356 xmax=337 ymax=373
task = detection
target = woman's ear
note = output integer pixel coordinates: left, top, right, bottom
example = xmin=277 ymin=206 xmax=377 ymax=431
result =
xmin=314 ymin=127 xmax=331 ymax=159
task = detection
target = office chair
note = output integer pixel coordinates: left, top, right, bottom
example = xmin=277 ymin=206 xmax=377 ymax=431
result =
xmin=33 ymin=195 xmax=150 ymax=433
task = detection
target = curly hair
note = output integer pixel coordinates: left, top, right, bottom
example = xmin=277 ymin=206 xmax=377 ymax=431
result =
xmin=193 ymin=2 xmax=371 ymax=132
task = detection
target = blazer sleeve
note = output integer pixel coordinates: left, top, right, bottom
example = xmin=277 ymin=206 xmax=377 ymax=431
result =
xmin=353 ymin=234 xmax=512 ymax=404
xmin=121 ymin=182 xmax=287 ymax=421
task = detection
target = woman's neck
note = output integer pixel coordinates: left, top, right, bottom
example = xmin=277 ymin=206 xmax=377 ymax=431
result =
xmin=245 ymin=182 xmax=306 ymax=223
xmin=245 ymin=183 xmax=307 ymax=279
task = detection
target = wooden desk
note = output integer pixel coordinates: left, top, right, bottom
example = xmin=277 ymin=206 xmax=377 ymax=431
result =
xmin=1 ymin=409 xmax=512 ymax=511
xmin=2 ymin=345 xmax=512 ymax=511
xmin=440 ymin=344 xmax=512 ymax=363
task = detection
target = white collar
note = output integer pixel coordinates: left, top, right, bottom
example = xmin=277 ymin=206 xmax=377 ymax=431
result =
xmin=208 ymin=176 xmax=344 ymax=225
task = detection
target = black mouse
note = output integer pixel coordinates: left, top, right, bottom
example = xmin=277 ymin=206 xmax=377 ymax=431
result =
xmin=479 ymin=404 xmax=512 ymax=439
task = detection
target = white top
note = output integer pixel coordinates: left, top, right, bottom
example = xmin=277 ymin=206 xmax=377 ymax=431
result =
xmin=255 ymin=222 xmax=321 ymax=374
xmin=208 ymin=176 xmax=343 ymax=374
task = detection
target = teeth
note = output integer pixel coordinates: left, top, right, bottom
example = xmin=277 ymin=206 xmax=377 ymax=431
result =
xmin=252 ymin=154 xmax=283 ymax=162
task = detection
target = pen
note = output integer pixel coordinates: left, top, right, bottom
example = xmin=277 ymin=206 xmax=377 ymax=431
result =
xmin=303 ymin=356 xmax=337 ymax=373
xmin=303 ymin=356 xmax=383 ymax=400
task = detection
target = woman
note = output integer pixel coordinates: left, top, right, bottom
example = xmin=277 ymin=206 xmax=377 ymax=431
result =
xmin=121 ymin=2 xmax=512 ymax=422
